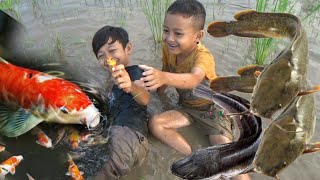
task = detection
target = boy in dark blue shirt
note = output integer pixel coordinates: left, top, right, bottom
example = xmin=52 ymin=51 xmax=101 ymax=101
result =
xmin=91 ymin=26 xmax=150 ymax=179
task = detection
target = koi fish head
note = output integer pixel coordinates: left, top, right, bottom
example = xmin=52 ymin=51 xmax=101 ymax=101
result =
xmin=34 ymin=74 xmax=101 ymax=128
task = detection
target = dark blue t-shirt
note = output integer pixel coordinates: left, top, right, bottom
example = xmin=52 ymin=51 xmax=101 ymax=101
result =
xmin=107 ymin=65 xmax=149 ymax=136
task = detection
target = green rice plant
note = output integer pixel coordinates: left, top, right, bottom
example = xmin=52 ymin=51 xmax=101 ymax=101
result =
xmin=138 ymin=0 xmax=171 ymax=44
xmin=252 ymin=0 xmax=294 ymax=65
xmin=0 ymin=0 xmax=21 ymax=20
xmin=252 ymin=0 xmax=320 ymax=65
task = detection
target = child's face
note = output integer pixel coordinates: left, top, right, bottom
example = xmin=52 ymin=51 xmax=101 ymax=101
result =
xmin=96 ymin=38 xmax=132 ymax=69
xmin=163 ymin=14 xmax=204 ymax=58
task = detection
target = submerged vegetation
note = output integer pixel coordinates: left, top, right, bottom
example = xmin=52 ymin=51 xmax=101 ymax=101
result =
xmin=138 ymin=0 xmax=171 ymax=44
xmin=252 ymin=0 xmax=320 ymax=65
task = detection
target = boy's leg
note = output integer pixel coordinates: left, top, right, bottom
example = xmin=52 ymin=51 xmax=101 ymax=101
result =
xmin=148 ymin=110 xmax=192 ymax=155
xmin=94 ymin=126 xmax=149 ymax=180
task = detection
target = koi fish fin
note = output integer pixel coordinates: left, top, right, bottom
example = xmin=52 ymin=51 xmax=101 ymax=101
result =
xmin=65 ymin=172 xmax=71 ymax=176
xmin=80 ymin=171 xmax=84 ymax=175
xmin=9 ymin=166 xmax=16 ymax=175
xmin=298 ymin=86 xmax=320 ymax=96
xmin=234 ymin=9 xmax=257 ymax=20
xmin=236 ymin=64 xmax=264 ymax=76
xmin=0 ymin=57 xmax=9 ymax=64
xmin=211 ymin=76 xmax=256 ymax=93
xmin=207 ymin=21 xmax=230 ymax=37
xmin=0 ymin=104 xmax=43 ymax=137
xmin=303 ymin=142 xmax=320 ymax=154
xmin=26 ymin=173 xmax=35 ymax=180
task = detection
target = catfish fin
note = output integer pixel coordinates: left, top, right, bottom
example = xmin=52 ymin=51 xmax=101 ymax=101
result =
xmin=298 ymin=86 xmax=320 ymax=96
xmin=234 ymin=9 xmax=257 ymax=20
xmin=236 ymin=64 xmax=264 ymax=76
xmin=211 ymin=76 xmax=256 ymax=93
xmin=0 ymin=105 xmax=43 ymax=137
xmin=207 ymin=21 xmax=230 ymax=37
xmin=303 ymin=142 xmax=320 ymax=154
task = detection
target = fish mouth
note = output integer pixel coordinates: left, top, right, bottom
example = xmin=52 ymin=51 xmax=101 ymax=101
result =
xmin=88 ymin=114 xmax=100 ymax=128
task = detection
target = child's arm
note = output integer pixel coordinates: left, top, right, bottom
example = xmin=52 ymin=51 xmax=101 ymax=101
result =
xmin=139 ymin=65 xmax=205 ymax=91
xmin=112 ymin=64 xmax=150 ymax=105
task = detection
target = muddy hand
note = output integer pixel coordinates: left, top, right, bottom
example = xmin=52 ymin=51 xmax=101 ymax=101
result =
xmin=112 ymin=64 xmax=131 ymax=93
xmin=139 ymin=65 xmax=166 ymax=91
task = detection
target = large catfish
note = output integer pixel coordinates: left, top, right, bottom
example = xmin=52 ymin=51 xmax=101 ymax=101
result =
xmin=208 ymin=10 xmax=309 ymax=118
xmin=248 ymin=93 xmax=320 ymax=178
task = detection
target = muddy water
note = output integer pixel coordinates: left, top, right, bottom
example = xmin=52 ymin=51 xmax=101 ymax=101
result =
xmin=1 ymin=0 xmax=320 ymax=179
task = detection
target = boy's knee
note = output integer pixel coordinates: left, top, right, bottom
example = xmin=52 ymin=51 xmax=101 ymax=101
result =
xmin=148 ymin=116 xmax=164 ymax=134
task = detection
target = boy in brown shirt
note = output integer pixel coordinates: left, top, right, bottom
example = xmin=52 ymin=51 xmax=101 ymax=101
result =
xmin=140 ymin=0 xmax=249 ymax=179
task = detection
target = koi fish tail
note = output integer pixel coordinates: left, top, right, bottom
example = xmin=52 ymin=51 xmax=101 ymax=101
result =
xmin=0 ymin=103 xmax=43 ymax=137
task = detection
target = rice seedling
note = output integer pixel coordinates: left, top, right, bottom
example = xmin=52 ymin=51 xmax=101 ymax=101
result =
xmin=0 ymin=0 xmax=21 ymax=20
xmin=251 ymin=0 xmax=320 ymax=65
xmin=138 ymin=0 xmax=172 ymax=44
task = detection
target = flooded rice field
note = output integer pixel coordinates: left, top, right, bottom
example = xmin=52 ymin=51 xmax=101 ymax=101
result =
xmin=1 ymin=0 xmax=320 ymax=179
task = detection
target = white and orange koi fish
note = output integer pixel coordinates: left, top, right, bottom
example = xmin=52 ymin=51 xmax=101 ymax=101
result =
xmin=0 ymin=57 xmax=101 ymax=137
xmin=66 ymin=154 xmax=84 ymax=180
xmin=0 ymin=145 xmax=5 ymax=152
xmin=0 ymin=155 xmax=23 ymax=176
xmin=31 ymin=127 xmax=52 ymax=148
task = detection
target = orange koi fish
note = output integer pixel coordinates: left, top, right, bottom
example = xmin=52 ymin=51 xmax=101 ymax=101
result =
xmin=0 ymin=155 xmax=23 ymax=176
xmin=66 ymin=154 xmax=84 ymax=180
xmin=0 ymin=57 xmax=101 ymax=137
xmin=68 ymin=128 xmax=80 ymax=149
xmin=32 ymin=127 xmax=52 ymax=148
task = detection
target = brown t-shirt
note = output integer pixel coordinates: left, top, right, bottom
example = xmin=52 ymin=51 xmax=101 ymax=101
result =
xmin=162 ymin=42 xmax=217 ymax=107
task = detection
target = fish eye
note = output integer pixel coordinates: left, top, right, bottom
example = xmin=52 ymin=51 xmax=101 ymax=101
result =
xmin=60 ymin=106 xmax=69 ymax=114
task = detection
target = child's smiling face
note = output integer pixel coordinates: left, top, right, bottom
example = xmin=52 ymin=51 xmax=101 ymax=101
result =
xmin=96 ymin=38 xmax=132 ymax=69
xmin=163 ymin=13 xmax=204 ymax=59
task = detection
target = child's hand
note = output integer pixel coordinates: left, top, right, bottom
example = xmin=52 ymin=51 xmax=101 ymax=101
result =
xmin=112 ymin=64 xmax=132 ymax=93
xmin=139 ymin=65 xmax=166 ymax=91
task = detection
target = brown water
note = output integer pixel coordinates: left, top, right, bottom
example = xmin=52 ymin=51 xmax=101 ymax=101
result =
xmin=1 ymin=0 xmax=320 ymax=179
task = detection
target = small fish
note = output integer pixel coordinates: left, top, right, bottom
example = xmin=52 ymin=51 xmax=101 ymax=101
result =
xmin=66 ymin=154 xmax=84 ymax=180
xmin=0 ymin=57 xmax=101 ymax=137
xmin=107 ymin=57 xmax=117 ymax=69
xmin=207 ymin=10 xmax=316 ymax=118
xmin=31 ymin=126 xmax=52 ymax=148
xmin=0 ymin=155 xmax=23 ymax=176
xmin=68 ymin=127 xmax=81 ymax=149
xmin=170 ymin=85 xmax=262 ymax=179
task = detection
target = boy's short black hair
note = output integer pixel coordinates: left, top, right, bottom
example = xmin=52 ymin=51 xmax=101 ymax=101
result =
xmin=167 ymin=0 xmax=206 ymax=30
xmin=92 ymin=26 xmax=129 ymax=57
